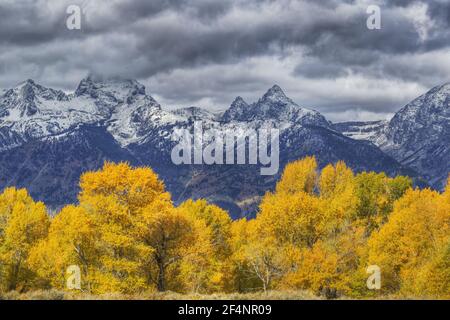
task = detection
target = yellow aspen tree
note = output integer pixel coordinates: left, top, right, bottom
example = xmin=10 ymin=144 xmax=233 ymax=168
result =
xmin=411 ymin=179 xmax=450 ymax=298
xmin=248 ymin=157 xmax=330 ymax=292
xmin=80 ymin=193 xmax=152 ymax=293
xmin=355 ymin=172 xmax=411 ymax=233
xmin=79 ymin=162 xmax=165 ymax=213
xmin=229 ymin=219 xmax=262 ymax=292
xmin=137 ymin=194 xmax=212 ymax=292
xmin=319 ymin=161 xmax=354 ymax=198
xmin=413 ymin=240 xmax=450 ymax=298
xmin=28 ymin=205 xmax=98 ymax=292
xmin=318 ymin=161 xmax=358 ymax=237
xmin=275 ymin=156 xmax=318 ymax=195
xmin=367 ymin=188 xmax=449 ymax=296
xmin=287 ymin=240 xmax=340 ymax=297
xmin=176 ymin=212 xmax=215 ymax=294
xmin=241 ymin=220 xmax=282 ymax=293
xmin=0 ymin=188 xmax=49 ymax=291
xmin=282 ymin=223 xmax=368 ymax=298
xmin=179 ymin=199 xmax=234 ymax=292
xmin=76 ymin=162 xmax=170 ymax=293
xmin=258 ymin=191 xmax=323 ymax=248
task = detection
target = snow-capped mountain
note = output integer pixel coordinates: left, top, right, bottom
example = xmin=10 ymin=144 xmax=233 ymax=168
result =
xmin=0 ymin=79 xmax=94 ymax=143
xmin=335 ymin=83 xmax=450 ymax=190
xmin=0 ymin=77 xmax=417 ymax=217
xmin=0 ymin=77 xmax=185 ymax=148
xmin=381 ymin=83 xmax=450 ymax=190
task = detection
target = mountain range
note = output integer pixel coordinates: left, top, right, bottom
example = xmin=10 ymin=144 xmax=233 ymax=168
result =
xmin=0 ymin=77 xmax=447 ymax=218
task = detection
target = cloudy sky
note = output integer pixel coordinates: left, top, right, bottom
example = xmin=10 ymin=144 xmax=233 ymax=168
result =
xmin=0 ymin=0 xmax=449 ymax=121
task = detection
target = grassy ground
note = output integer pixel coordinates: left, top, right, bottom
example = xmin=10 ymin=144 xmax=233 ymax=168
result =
xmin=0 ymin=289 xmax=323 ymax=300
xmin=0 ymin=290 xmax=435 ymax=300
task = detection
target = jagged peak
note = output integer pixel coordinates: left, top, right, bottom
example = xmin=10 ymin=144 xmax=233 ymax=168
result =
xmin=15 ymin=79 xmax=41 ymax=91
xmin=267 ymin=84 xmax=284 ymax=93
xmin=221 ymin=85 xmax=322 ymax=123
xmin=21 ymin=79 xmax=36 ymax=86
xmin=77 ymin=76 xmax=144 ymax=91
xmin=6 ymin=79 xmax=65 ymax=102
xmin=221 ymin=96 xmax=250 ymax=122
xmin=80 ymin=75 xmax=142 ymax=86
xmin=230 ymin=96 xmax=248 ymax=108
xmin=261 ymin=84 xmax=289 ymax=101
xmin=75 ymin=76 xmax=148 ymax=103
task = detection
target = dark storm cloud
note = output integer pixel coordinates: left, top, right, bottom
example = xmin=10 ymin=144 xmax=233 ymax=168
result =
xmin=291 ymin=0 xmax=450 ymax=91
xmin=0 ymin=0 xmax=449 ymax=121
xmin=0 ymin=1 xmax=63 ymax=45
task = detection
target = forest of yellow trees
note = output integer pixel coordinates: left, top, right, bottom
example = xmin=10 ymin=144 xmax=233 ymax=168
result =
xmin=0 ymin=157 xmax=448 ymax=299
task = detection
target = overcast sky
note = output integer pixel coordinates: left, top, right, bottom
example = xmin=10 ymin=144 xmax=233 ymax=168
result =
xmin=0 ymin=0 xmax=449 ymax=121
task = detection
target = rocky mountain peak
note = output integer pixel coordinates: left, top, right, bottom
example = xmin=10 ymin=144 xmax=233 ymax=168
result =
xmin=252 ymin=85 xmax=323 ymax=124
xmin=15 ymin=79 xmax=55 ymax=98
xmin=221 ymin=96 xmax=249 ymax=122
xmin=256 ymin=85 xmax=298 ymax=110
xmin=75 ymin=76 xmax=147 ymax=103
xmin=20 ymin=79 xmax=36 ymax=87
xmin=0 ymin=79 xmax=68 ymax=118
xmin=261 ymin=84 xmax=289 ymax=102
xmin=391 ymin=82 xmax=450 ymax=126
xmin=221 ymin=85 xmax=327 ymax=126
xmin=231 ymin=96 xmax=248 ymax=108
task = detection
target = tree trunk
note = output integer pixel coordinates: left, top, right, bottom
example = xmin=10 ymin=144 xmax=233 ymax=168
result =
xmin=157 ymin=262 xmax=166 ymax=292
xmin=8 ymin=261 xmax=21 ymax=291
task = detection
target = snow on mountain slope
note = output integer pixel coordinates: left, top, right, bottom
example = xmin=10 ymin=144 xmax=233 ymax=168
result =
xmin=0 ymin=79 xmax=102 ymax=146
xmin=379 ymin=83 xmax=450 ymax=190
xmin=173 ymin=106 xmax=219 ymax=121
xmin=382 ymin=83 xmax=450 ymax=148
xmin=332 ymin=120 xmax=388 ymax=143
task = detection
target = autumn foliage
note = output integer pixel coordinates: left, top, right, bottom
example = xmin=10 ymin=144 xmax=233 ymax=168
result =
xmin=0 ymin=159 xmax=448 ymax=298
